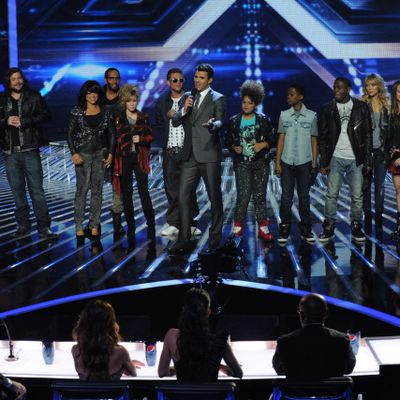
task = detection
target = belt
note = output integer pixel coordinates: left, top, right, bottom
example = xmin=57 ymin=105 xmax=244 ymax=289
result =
xmin=166 ymin=146 xmax=183 ymax=154
xmin=242 ymin=156 xmax=255 ymax=162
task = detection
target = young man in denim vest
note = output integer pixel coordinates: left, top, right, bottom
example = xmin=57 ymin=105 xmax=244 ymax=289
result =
xmin=275 ymin=84 xmax=318 ymax=244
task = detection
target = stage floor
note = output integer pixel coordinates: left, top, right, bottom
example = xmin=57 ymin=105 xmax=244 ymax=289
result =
xmin=0 ymin=144 xmax=399 ymax=328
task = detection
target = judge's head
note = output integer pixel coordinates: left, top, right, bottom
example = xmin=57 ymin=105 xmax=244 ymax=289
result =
xmin=298 ymin=293 xmax=328 ymax=326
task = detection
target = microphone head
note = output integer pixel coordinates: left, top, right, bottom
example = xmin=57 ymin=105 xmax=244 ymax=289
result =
xmin=190 ymin=88 xmax=198 ymax=97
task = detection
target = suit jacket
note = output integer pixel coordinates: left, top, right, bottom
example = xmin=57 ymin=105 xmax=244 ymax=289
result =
xmin=272 ymin=324 xmax=356 ymax=379
xmin=172 ymin=88 xmax=225 ymax=163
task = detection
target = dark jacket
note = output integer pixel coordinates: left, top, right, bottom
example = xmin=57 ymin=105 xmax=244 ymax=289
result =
xmin=155 ymin=92 xmax=185 ymax=149
xmin=272 ymin=324 xmax=356 ymax=379
xmin=171 ymin=89 xmax=225 ymax=163
xmin=67 ymin=106 xmax=115 ymax=156
xmin=0 ymin=88 xmax=50 ymax=152
xmin=318 ymin=98 xmax=372 ymax=168
xmin=225 ymin=112 xmax=275 ymax=163
xmin=386 ymin=114 xmax=400 ymax=162
xmin=368 ymin=104 xmax=389 ymax=154
xmin=112 ymin=110 xmax=153 ymax=195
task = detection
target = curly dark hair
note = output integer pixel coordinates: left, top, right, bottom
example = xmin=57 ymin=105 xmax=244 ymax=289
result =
xmin=177 ymin=288 xmax=211 ymax=376
xmin=77 ymin=80 xmax=103 ymax=110
xmin=239 ymin=80 xmax=265 ymax=105
xmin=72 ymin=299 xmax=122 ymax=380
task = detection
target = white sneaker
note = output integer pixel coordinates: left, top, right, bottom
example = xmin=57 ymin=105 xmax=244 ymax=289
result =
xmin=161 ymin=225 xmax=179 ymax=236
xmin=191 ymin=226 xmax=202 ymax=236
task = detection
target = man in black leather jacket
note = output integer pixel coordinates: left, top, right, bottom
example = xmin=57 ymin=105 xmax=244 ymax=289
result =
xmin=0 ymin=67 xmax=57 ymax=239
xmin=318 ymin=77 xmax=372 ymax=242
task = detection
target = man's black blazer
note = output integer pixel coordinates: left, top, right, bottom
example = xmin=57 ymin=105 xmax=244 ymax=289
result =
xmin=272 ymin=324 xmax=356 ymax=379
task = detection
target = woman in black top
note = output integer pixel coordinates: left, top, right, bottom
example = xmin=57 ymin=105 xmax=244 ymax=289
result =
xmin=67 ymin=80 xmax=115 ymax=240
xmin=158 ymin=288 xmax=243 ymax=381
xmin=387 ymin=80 xmax=400 ymax=239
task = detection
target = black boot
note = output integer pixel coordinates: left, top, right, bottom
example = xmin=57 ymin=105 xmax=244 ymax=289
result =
xmin=391 ymin=212 xmax=400 ymax=241
xmin=111 ymin=211 xmax=125 ymax=242
xmin=125 ymin=210 xmax=136 ymax=253
xmin=144 ymin=208 xmax=156 ymax=248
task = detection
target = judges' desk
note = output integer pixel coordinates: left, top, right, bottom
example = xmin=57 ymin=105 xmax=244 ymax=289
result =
xmin=0 ymin=338 xmax=383 ymax=380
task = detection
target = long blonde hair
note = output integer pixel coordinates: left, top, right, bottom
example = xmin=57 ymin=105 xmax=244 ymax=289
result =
xmin=362 ymin=73 xmax=389 ymax=112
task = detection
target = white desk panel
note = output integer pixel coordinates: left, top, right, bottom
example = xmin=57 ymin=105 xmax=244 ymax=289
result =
xmin=0 ymin=339 xmax=381 ymax=380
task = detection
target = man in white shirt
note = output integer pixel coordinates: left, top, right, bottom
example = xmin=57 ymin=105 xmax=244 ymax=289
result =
xmin=155 ymin=68 xmax=201 ymax=238
xmin=318 ymin=77 xmax=372 ymax=242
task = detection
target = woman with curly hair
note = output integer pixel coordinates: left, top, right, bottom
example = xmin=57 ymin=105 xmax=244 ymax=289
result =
xmin=72 ymin=299 xmax=144 ymax=380
xmin=112 ymin=84 xmax=155 ymax=250
xmin=362 ymin=73 xmax=390 ymax=236
xmin=158 ymin=288 xmax=242 ymax=381
xmin=67 ymin=80 xmax=115 ymax=241
xmin=387 ymin=80 xmax=400 ymax=239
xmin=225 ymin=80 xmax=275 ymax=241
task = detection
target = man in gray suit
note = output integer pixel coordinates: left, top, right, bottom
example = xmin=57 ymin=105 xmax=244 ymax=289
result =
xmin=169 ymin=64 xmax=225 ymax=253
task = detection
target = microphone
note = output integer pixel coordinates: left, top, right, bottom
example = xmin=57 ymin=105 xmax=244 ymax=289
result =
xmin=1 ymin=319 xmax=18 ymax=361
xmin=190 ymin=88 xmax=198 ymax=108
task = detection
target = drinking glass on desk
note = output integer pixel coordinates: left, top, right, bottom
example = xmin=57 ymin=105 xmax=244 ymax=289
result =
xmin=42 ymin=340 xmax=54 ymax=365
xmin=348 ymin=331 xmax=361 ymax=355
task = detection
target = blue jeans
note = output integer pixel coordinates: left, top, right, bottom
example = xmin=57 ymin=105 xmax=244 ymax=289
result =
xmin=325 ymin=156 xmax=363 ymax=224
xmin=279 ymin=161 xmax=312 ymax=226
xmin=4 ymin=150 xmax=51 ymax=229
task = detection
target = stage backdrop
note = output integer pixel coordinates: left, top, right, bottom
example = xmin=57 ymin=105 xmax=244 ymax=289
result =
xmin=3 ymin=0 xmax=400 ymax=144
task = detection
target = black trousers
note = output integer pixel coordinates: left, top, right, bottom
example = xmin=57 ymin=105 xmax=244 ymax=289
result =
xmin=163 ymin=149 xmax=199 ymax=228
xmin=121 ymin=155 xmax=154 ymax=234
xmin=178 ymin=154 xmax=223 ymax=247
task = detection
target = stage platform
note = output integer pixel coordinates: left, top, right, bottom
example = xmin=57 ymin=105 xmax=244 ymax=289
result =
xmin=0 ymin=143 xmax=399 ymax=340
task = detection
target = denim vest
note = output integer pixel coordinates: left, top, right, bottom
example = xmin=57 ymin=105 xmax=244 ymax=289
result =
xmin=279 ymin=105 xmax=317 ymax=166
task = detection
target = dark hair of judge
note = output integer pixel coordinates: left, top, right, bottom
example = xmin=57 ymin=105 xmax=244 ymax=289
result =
xmin=298 ymin=293 xmax=328 ymax=325
xmin=196 ymin=63 xmax=214 ymax=79
xmin=104 ymin=67 xmax=120 ymax=79
xmin=167 ymin=67 xmax=183 ymax=80
xmin=240 ymin=80 xmax=265 ymax=106
xmin=73 ymin=299 xmax=122 ymax=380
xmin=77 ymin=80 xmax=103 ymax=110
xmin=288 ymin=84 xmax=306 ymax=97
xmin=177 ymin=288 xmax=211 ymax=375
xmin=334 ymin=77 xmax=352 ymax=89
xmin=3 ymin=67 xmax=28 ymax=93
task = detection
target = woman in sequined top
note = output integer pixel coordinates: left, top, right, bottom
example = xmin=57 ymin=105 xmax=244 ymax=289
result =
xmin=67 ymin=80 xmax=115 ymax=240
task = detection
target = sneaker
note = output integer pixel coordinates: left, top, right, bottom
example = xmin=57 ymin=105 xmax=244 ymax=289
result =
xmin=300 ymin=225 xmax=316 ymax=243
xmin=319 ymin=221 xmax=335 ymax=243
xmin=278 ymin=223 xmax=290 ymax=244
xmin=232 ymin=221 xmax=243 ymax=237
xmin=161 ymin=224 xmax=179 ymax=236
xmin=258 ymin=219 xmax=273 ymax=241
xmin=351 ymin=221 xmax=365 ymax=242
xmin=191 ymin=226 xmax=202 ymax=236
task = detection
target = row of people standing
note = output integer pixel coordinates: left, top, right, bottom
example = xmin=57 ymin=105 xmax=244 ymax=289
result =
xmin=3 ymin=66 xmax=400 ymax=247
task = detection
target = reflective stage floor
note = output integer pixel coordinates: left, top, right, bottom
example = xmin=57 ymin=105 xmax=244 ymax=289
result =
xmin=0 ymin=144 xmax=399 ymax=334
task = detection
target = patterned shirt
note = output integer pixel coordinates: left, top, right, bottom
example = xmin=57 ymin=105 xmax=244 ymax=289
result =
xmin=167 ymin=96 xmax=185 ymax=148
xmin=333 ymin=99 xmax=355 ymax=159
xmin=240 ymin=115 xmax=256 ymax=158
